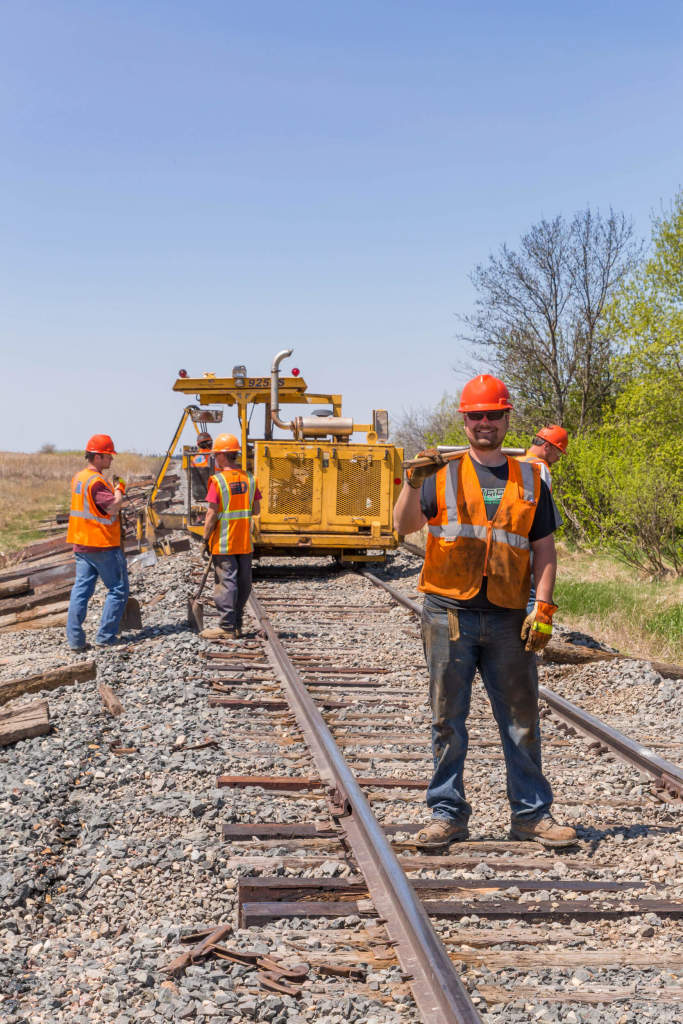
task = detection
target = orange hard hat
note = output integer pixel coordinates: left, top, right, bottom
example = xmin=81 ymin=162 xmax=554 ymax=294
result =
xmin=459 ymin=375 xmax=514 ymax=412
xmin=536 ymin=425 xmax=568 ymax=453
xmin=212 ymin=433 xmax=240 ymax=453
xmin=85 ymin=434 xmax=117 ymax=455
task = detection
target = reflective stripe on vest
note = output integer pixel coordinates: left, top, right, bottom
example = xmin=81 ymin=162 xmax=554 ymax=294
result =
xmin=213 ymin=471 xmax=256 ymax=555
xmin=418 ymin=453 xmax=540 ymax=608
xmin=66 ymin=469 xmax=121 ymax=546
xmin=429 ymin=458 xmax=531 ymax=550
xmin=69 ymin=507 xmax=118 ymax=526
xmin=517 ymin=452 xmax=552 ymax=491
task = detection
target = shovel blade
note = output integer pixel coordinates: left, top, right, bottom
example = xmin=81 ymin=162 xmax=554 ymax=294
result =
xmin=120 ymin=597 xmax=143 ymax=630
xmin=188 ymin=596 xmax=204 ymax=633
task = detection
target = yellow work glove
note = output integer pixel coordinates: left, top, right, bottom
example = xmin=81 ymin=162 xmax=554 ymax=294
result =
xmin=521 ymin=601 xmax=558 ymax=652
xmin=114 ymin=478 xmax=126 ymax=495
xmin=406 ymin=448 xmax=446 ymax=489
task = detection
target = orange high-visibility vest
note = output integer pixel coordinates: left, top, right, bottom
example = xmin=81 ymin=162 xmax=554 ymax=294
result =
xmin=66 ymin=468 xmax=121 ymax=547
xmin=419 ymin=453 xmax=540 ymax=609
xmin=208 ymin=468 xmax=257 ymax=555
xmin=191 ymin=453 xmax=211 ymax=468
xmin=517 ymin=451 xmax=552 ymax=490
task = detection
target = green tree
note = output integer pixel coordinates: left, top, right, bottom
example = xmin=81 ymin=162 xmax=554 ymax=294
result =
xmin=555 ymin=194 xmax=683 ymax=576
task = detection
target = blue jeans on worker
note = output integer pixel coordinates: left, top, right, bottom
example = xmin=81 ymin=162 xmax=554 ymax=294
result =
xmin=66 ymin=548 xmax=129 ymax=648
xmin=421 ymin=598 xmax=553 ymax=825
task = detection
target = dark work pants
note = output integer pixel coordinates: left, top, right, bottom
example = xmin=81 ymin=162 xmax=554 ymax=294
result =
xmin=421 ymin=599 xmax=553 ymax=824
xmin=213 ymin=554 xmax=252 ymax=629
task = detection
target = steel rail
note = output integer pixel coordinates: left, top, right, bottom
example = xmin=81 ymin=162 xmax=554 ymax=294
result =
xmin=248 ymin=591 xmax=481 ymax=1024
xmin=537 ymin=686 xmax=683 ymax=799
xmin=358 ymin=568 xmax=683 ymax=800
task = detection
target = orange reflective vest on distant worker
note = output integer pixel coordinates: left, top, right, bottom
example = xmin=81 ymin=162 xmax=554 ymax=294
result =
xmin=516 ymin=451 xmax=552 ymax=490
xmin=418 ymin=453 xmax=541 ymax=609
xmin=66 ymin=469 xmax=121 ymax=548
xmin=191 ymin=453 xmax=211 ymax=468
xmin=208 ymin=468 xmax=257 ymax=556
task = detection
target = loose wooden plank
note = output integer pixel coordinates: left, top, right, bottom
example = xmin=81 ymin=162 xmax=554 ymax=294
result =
xmin=0 ymin=611 xmax=69 ymax=634
xmin=0 ymin=583 xmax=73 ymax=616
xmin=241 ymin=897 xmax=683 ymax=926
xmin=98 ymin=684 xmax=124 ymax=717
xmin=0 ymin=600 xmax=71 ymax=629
xmin=0 ymin=578 xmax=30 ymax=598
xmin=0 ymin=660 xmax=96 ymax=706
xmin=478 ymin=984 xmax=683 ymax=1006
xmin=543 ymin=641 xmax=683 ymax=680
xmin=449 ymin=949 xmax=683 ymax=969
xmin=0 ymin=699 xmax=50 ymax=746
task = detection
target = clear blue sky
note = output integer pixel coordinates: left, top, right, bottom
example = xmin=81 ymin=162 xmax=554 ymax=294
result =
xmin=2 ymin=0 xmax=681 ymax=453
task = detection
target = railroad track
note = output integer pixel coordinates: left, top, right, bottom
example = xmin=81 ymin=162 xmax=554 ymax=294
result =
xmin=180 ymin=551 xmax=683 ymax=1022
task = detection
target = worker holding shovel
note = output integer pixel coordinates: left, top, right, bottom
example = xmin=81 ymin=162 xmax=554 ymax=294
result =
xmin=197 ymin=434 xmax=261 ymax=641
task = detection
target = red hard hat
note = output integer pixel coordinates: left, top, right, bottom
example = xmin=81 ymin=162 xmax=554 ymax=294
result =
xmin=196 ymin=432 xmax=213 ymax=448
xmin=459 ymin=375 xmax=514 ymax=412
xmin=85 ymin=434 xmax=117 ymax=455
xmin=212 ymin=433 xmax=240 ymax=453
xmin=536 ymin=425 xmax=568 ymax=453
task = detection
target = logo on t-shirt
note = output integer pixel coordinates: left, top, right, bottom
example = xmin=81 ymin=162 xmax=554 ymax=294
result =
xmin=481 ymin=486 xmax=505 ymax=507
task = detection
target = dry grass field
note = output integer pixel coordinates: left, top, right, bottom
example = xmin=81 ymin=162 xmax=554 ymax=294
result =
xmin=0 ymin=450 xmax=161 ymax=559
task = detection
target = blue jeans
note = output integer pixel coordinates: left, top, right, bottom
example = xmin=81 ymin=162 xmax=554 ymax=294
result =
xmin=421 ymin=598 xmax=553 ymax=823
xmin=66 ymin=548 xmax=130 ymax=647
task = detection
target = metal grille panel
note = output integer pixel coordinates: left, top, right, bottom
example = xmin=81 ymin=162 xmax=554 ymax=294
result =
xmin=268 ymin=457 xmax=314 ymax=516
xmin=336 ymin=459 xmax=381 ymax=517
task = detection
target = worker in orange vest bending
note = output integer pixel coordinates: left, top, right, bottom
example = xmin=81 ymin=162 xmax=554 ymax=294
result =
xmin=394 ymin=375 xmax=577 ymax=851
xmin=517 ymin=425 xmax=568 ymax=491
xmin=66 ymin=434 xmax=128 ymax=650
xmin=200 ymin=433 xmax=261 ymax=641
xmin=517 ymin=425 xmax=568 ymax=611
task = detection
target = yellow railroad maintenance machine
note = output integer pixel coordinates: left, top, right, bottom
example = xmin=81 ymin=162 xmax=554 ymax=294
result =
xmin=145 ymin=349 xmax=404 ymax=563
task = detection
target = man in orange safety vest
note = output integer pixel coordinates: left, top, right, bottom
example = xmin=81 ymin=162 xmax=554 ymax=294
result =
xmin=517 ymin=425 xmax=568 ymax=491
xmin=199 ymin=433 xmax=261 ymax=641
xmin=517 ymin=425 xmax=568 ymax=610
xmin=394 ymin=375 xmax=577 ymax=851
xmin=66 ymin=434 xmax=129 ymax=650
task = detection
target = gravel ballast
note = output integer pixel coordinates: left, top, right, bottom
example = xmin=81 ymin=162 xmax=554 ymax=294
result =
xmin=0 ymin=545 xmax=681 ymax=1023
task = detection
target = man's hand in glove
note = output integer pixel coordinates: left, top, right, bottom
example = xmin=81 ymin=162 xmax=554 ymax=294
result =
xmin=406 ymin=449 xmax=446 ymax=489
xmin=521 ymin=601 xmax=558 ymax=652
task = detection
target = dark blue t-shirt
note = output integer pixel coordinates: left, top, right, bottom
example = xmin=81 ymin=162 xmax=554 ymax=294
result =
xmin=419 ymin=457 xmax=560 ymax=611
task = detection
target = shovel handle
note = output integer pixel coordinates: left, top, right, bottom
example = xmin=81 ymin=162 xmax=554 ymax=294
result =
xmin=402 ymin=451 xmax=462 ymax=471
xmin=194 ymin=556 xmax=213 ymax=601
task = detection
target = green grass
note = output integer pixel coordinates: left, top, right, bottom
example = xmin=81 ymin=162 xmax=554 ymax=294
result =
xmin=555 ymin=545 xmax=683 ymax=664
xmin=646 ymin=603 xmax=683 ymax=642
xmin=554 ymin=579 xmax=641 ymax=619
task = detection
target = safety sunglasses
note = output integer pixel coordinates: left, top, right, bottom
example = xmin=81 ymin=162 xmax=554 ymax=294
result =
xmin=465 ymin=410 xmax=507 ymax=421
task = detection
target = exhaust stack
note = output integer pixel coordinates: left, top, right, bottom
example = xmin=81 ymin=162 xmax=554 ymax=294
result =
xmin=270 ymin=348 xmax=354 ymax=439
xmin=270 ymin=348 xmax=294 ymax=431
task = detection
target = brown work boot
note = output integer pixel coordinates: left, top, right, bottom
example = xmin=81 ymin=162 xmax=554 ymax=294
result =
xmin=415 ymin=818 xmax=469 ymax=850
xmin=199 ymin=626 xmax=237 ymax=640
xmin=509 ymin=814 xmax=578 ymax=848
